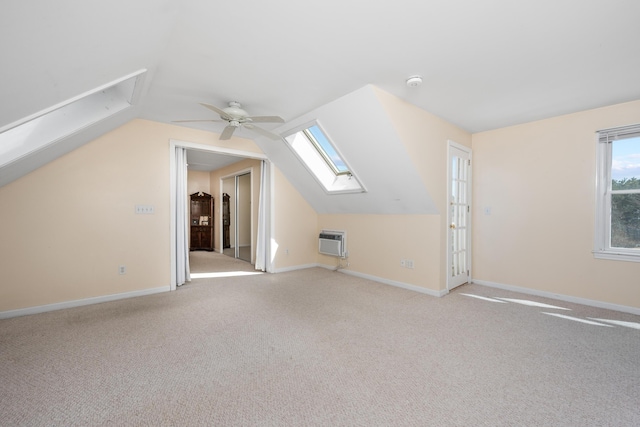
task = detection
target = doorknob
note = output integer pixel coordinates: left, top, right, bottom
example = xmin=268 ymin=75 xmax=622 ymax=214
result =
xmin=450 ymin=223 xmax=456 ymax=229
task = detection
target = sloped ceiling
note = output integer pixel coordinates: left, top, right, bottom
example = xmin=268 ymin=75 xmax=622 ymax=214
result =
xmin=263 ymin=85 xmax=438 ymax=215
xmin=1 ymin=0 xmax=640 ymax=189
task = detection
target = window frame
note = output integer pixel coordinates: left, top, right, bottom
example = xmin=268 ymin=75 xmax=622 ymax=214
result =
xmin=594 ymin=124 xmax=640 ymax=262
xmin=303 ymin=126 xmax=350 ymax=176
xmin=282 ymin=120 xmax=365 ymax=195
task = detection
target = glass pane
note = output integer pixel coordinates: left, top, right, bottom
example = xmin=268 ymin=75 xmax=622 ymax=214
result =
xmin=307 ymin=125 xmax=349 ymax=173
xmin=611 ymin=136 xmax=640 ymax=190
xmin=451 ymin=157 xmax=458 ymax=183
xmin=611 ymin=193 xmax=640 ymax=248
xmin=458 ymin=181 xmax=466 ymax=204
xmin=459 ymin=158 xmax=467 ymax=181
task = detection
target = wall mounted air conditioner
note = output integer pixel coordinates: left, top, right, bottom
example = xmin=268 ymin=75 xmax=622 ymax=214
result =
xmin=318 ymin=230 xmax=346 ymax=258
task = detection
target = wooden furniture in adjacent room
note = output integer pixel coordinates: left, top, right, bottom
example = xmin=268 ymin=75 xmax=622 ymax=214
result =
xmin=223 ymin=192 xmax=231 ymax=249
xmin=190 ymin=192 xmax=214 ymax=251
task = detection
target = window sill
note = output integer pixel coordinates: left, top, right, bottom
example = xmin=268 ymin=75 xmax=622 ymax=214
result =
xmin=593 ymin=250 xmax=640 ymax=263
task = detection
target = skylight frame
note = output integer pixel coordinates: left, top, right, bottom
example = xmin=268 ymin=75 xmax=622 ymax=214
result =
xmin=283 ymin=120 xmax=365 ymax=195
xmin=302 ymin=125 xmax=350 ymax=176
xmin=0 ymin=69 xmax=146 ymax=168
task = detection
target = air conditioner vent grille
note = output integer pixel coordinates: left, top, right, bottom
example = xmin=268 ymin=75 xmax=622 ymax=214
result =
xmin=318 ymin=230 xmax=346 ymax=258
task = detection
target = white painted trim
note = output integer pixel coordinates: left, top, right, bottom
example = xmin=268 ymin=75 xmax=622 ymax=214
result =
xmin=593 ymin=250 xmax=640 ymax=263
xmin=170 ymin=139 xmax=274 ymax=287
xmin=169 ymin=139 xmax=268 ymax=161
xmin=446 ymin=140 xmax=472 ymax=291
xmin=317 ymin=264 xmax=448 ymax=297
xmin=272 ymin=263 xmax=322 ymax=273
xmin=0 ymin=286 xmax=170 ymax=319
xmin=472 ymin=279 xmax=640 ymax=316
xmin=0 ymin=69 xmax=147 ymax=134
xmin=267 ymin=163 xmax=275 ymax=273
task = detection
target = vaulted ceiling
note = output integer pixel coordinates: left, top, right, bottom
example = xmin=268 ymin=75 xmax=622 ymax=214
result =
xmin=2 ymin=0 xmax=640 ymax=187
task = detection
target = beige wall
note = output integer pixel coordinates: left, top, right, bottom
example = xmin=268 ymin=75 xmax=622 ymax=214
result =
xmin=0 ymin=119 xmax=264 ymax=311
xmin=273 ymin=167 xmax=318 ymax=269
xmin=315 ymin=88 xmax=471 ymax=293
xmin=187 ymin=170 xmax=211 ymax=195
xmin=4 ymin=97 xmax=637 ymax=313
xmin=472 ymin=100 xmax=640 ymax=308
xmin=317 ymin=214 xmax=441 ymax=290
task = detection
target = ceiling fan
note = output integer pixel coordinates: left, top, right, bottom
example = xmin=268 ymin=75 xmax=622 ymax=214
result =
xmin=174 ymin=101 xmax=284 ymax=140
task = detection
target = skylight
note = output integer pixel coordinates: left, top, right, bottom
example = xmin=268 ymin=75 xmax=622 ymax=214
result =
xmin=284 ymin=122 xmax=364 ymax=194
xmin=0 ymin=69 xmax=146 ymax=168
xmin=305 ymin=125 xmax=349 ymax=174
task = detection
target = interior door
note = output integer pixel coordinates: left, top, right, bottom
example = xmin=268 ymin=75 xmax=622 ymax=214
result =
xmin=222 ymin=177 xmax=236 ymax=257
xmin=222 ymin=173 xmax=252 ymax=263
xmin=237 ymin=173 xmax=251 ymax=263
xmin=447 ymin=142 xmax=472 ymax=290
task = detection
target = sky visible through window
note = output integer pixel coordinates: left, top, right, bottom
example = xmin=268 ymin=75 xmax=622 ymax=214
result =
xmin=307 ymin=125 xmax=348 ymax=173
xmin=612 ymin=136 xmax=640 ymax=182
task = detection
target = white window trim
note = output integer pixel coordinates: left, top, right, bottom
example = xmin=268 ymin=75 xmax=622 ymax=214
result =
xmin=593 ymin=124 xmax=640 ymax=262
xmin=282 ymin=120 xmax=365 ymax=195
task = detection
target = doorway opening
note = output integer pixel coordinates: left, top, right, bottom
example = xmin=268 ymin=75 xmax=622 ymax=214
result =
xmin=447 ymin=140 xmax=472 ymax=291
xmin=170 ymin=139 xmax=271 ymax=291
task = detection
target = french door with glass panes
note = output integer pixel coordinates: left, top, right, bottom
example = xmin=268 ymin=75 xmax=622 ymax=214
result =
xmin=447 ymin=142 xmax=472 ymax=290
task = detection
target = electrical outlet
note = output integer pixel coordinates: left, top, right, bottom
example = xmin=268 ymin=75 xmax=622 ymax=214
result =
xmin=135 ymin=205 xmax=155 ymax=214
xmin=401 ymin=259 xmax=414 ymax=269
xmin=285 ymin=248 xmax=289 ymax=255
xmin=119 ymin=265 xmax=126 ymax=275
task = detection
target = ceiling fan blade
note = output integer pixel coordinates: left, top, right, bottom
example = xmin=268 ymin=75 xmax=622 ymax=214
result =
xmin=245 ymin=124 xmax=281 ymax=140
xmin=200 ymin=102 xmax=233 ymax=120
xmin=247 ymin=115 xmax=284 ymax=123
xmin=220 ymin=125 xmax=237 ymax=140
xmin=172 ymin=119 xmax=225 ymax=123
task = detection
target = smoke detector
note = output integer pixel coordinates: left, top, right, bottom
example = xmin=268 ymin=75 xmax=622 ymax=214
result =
xmin=406 ymin=75 xmax=423 ymax=87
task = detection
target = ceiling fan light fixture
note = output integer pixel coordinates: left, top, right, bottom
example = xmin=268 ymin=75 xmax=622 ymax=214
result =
xmin=222 ymin=101 xmax=248 ymax=119
xmin=185 ymin=101 xmax=284 ymax=140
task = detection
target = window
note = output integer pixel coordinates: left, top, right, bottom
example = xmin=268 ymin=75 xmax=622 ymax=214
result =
xmin=283 ymin=122 xmax=364 ymax=194
xmin=0 ymin=69 xmax=145 ymax=169
xmin=594 ymin=124 xmax=640 ymax=262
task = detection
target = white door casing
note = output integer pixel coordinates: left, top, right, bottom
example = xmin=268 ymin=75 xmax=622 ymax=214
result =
xmin=447 ymin=141 xmax=472 ymax=290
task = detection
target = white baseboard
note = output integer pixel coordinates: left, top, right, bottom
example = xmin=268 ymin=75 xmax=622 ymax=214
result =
xmin=272 ymin=263 xmax=322 ymax=273
xmin=0 ymin=286 xmax=171 ymax=319
xmin=317 ymin=264 xmax=447 ymax=298
xmin=472 ymin=279 xmax=640 ymax=316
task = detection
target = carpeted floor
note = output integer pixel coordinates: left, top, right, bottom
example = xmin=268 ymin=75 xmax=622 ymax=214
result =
xmin=1 ymin=252 xmax=639 ymax=426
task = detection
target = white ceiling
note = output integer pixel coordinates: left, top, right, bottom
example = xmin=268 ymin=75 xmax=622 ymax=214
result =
xmin=3 ymin=0 xmax=639 ymax=135
xmin=186 ymin=149 xmax=245 ymax=172
xmin=1 ymin=0 xmax=639 ymax=186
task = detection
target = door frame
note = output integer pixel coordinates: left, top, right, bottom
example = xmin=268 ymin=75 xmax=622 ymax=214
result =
xmin=446 ymin=140 xmax=472 ymax=291
xmin=169 ymin=139 xmax=270 ymax=291
xmin=220 ymin=168 xmax=253 ymax=262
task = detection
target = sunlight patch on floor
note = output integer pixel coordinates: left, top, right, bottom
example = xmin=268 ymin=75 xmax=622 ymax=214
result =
xmin=588 ymin=318 xmax=640 ymax=330
xmin=190 ymin=271 xmax=263 ymax=279
xmin=495 ymin=298 xmax=571 ymax=310
xmin=542 ymin=313 xmax=614 ymax=327
xmin=460 ymin=293 xmax=508 ymax=303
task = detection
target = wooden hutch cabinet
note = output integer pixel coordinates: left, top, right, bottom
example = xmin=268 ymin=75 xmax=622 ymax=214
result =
xmin=190 ymin=192 xmax=214 ymax=251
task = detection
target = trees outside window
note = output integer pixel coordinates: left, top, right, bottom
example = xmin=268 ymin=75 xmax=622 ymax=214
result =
xmin=594 ymin=127 xmax=640 ymax=261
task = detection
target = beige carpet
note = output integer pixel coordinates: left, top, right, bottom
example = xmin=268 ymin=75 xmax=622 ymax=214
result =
xmin=1 ymin=253 xmax=639 ymax=426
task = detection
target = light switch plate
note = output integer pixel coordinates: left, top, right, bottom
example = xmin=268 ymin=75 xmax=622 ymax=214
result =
xmin=135 ymin=205 xmax=154 ymax=214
